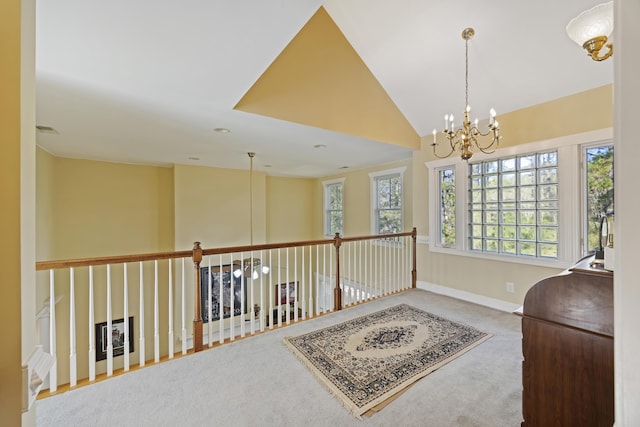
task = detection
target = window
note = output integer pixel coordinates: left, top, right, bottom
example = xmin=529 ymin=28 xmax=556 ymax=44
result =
xmin=370 ymin=167 xmax=406 ymax=236
xmin=437 ymin=167 xmax=456 ymax=246
xmin=426 ymin=128 xmax=613 ymax=268
xmin=323 ymin=178 xmax=344 ymax=236
xmin=584 ymin=144 xmax=614 ymax=255
xmin=468 ymin=151 xmax=558 ymax=258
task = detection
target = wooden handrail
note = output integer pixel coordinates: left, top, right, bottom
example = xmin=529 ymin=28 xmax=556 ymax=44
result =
xmin=36 ymin=230 xmax=418 ymax=353
xmin=35 ymin=231 xmax=415 ymax=272
xmin=36 ymin=250 xmax=192 ymax=271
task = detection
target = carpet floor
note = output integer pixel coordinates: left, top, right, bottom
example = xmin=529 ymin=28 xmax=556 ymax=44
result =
xmin=36 ymin=289 xmax=523 ymax=427
xmin=284 ymin=303 xmax=491 ymax=417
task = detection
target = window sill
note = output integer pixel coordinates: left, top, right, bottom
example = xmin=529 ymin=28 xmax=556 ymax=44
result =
xmin=429 ymin=244 xmax=573 ymax=270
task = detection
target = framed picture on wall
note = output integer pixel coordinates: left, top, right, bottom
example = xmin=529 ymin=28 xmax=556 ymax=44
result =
xmin=275 ymin=281 xmax=298 ymax=306
xmin=200 ymin=264 xmax=247 ymax=323
xmin=95 ymin=316 xmax=134 ymax=361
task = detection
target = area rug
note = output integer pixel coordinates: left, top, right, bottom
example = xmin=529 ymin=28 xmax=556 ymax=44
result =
xmin=283 ymin=303 xmax=491 ymax=418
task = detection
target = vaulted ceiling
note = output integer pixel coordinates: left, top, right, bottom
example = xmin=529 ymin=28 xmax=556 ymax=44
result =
xmin=35 ymin=0 xmax=613 ymax=177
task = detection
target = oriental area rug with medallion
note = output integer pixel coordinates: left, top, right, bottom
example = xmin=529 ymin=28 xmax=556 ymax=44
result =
xmin=284 ymin=304 xmax=491 ymax=418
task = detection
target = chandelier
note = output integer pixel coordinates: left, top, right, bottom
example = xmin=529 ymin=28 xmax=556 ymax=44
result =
xmin=432 ymin=28 xmax=500 ymax=161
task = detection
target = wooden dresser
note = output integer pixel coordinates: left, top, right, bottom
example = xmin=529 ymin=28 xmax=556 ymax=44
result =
xmin=520 ymin=256 xmax=614 ymax=426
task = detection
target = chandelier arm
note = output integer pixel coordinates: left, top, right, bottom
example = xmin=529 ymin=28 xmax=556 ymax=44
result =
xmin=431 ymin=141 xmax=457 ymax=159
xmin=474 ymin=135 xmax=500 ymax=154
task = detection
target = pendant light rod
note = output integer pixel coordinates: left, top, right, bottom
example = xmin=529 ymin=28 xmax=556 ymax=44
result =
xmin=248 ymin=152 xmax=255 ymax=246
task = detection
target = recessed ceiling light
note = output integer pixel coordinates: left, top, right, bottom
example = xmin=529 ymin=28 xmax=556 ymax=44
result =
xmin=188 ymin=156 xmax=200 ymax=161
xmin=213 ymin=127 xmax=230 ymax=133
xmin=264 ymin=164 xmax=272 ymax=168
xmin=314 ymin=144 xmax=326 ymax=149
xmin=339 ymin=166 xmax=349 ymax=169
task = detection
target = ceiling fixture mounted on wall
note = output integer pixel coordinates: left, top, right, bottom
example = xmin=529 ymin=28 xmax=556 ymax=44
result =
xmin=566 ymin=1 xmax=614 ymax=62
xmin=432 ymin=28 xmax=500 ymax=161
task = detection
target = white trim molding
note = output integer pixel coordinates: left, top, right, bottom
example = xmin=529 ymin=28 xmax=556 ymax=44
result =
xmin=417 ymin=280 xmax=521 ymax=313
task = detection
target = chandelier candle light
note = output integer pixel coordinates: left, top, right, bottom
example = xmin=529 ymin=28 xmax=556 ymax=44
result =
xmin=432 ymin=27 xmax=500 ymax=161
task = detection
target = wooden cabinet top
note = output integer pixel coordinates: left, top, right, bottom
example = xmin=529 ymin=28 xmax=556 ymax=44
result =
xmin=522 ymin=256 xmax=613 ymax=337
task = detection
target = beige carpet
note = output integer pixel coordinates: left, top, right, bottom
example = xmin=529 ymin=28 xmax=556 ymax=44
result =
xmin=284 ymin=304 xmax=491 ymax=418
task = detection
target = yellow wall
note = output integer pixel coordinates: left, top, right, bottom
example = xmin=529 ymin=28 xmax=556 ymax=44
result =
xmin=35 ymin=156 xmax=176 ymax=384
xmin=0 ymin=0 xmax=24 ymax=421
xmin=35 ymin=157 xmax=320 ymax=384
xmin=266 ymin=176 xmax=315 ymax=242
xmin=173 ymin=164 xmax=266 ymax=250
xmin=49 ymin=157 xmax=175 ymax=259
xmin=316 ymin=159 xmax=413 ymax=238
xmin=414 ymin=84 xmax=614 ymax=303
xmin=36 ymin=149 xmax=56 ymax=261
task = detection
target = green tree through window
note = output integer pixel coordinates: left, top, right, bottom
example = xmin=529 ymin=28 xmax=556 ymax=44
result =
xmin=586 ymin=145 xmax=614 ymax=253
xmin=439 ymin=168 xmax=456 ymax=245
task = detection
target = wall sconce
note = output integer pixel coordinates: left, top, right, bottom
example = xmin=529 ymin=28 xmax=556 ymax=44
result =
xmin=566 ymin=1 xmax=614 ymax=61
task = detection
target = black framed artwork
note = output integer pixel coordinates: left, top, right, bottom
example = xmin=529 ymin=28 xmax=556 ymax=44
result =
xmin=200 ymin=264 xmax=248 ymax=323
xmin=95 ymin=316 xmax=134 ymax=361
xmin=276 ymin=281 xmax=298 ymax=305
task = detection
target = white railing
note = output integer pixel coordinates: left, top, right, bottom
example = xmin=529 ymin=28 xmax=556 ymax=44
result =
xmin=35 ymin=229 xmax=416 ymax=394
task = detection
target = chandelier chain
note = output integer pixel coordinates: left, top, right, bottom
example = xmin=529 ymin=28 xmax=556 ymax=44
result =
xmin=431 ymin=27 xmax=500 ymax=161
xmin=465 ymin=36 xmax=469 ymax=109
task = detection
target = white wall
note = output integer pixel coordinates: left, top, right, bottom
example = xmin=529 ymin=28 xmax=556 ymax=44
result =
xmin=614 ymin=0 xmax=640 ymax=424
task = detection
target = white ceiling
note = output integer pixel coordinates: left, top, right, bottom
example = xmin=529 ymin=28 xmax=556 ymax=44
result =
xmin=35 ymin=0 xmax=613 ymax=178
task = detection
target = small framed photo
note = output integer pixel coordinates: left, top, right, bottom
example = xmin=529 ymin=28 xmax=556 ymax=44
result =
xmin=276 ymin=281 xmax=298 ymax=305
xmin=95 ymin=316 xmax=134 ymax=361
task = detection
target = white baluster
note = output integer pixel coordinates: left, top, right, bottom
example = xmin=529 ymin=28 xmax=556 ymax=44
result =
xmin=277 ymin=250 xmax=283 ymax=326
xmin=250 ymin=252 xmax=255 ymax=335
xmin=240 ymin=252 xmax=245 ymax=338
xmin=49 ymin=269 xmax=57 ymax=392
xmin=106 ymin=264 xmax=113 ymax=376
xmin=285 ymin=248 xmax=290 ymax=325
xmin=308 ymin=246 xmax=313 ymax=318
xmin=168 ymin=259 xmax=174 ymax=359
xmin=294 ymin=247 xmax=298 ymax=322
xmin=228 ymin=254 xmax=232 ymax=341
xmin=301 ymin=246 xmax=306 ymax=320
xmin=208 ymin=256 xmax=213 ymax=347
xmin=268 ymin=250 xmax=273 ymax=330
xmin=346 ymin=243 xmax=351 ymax=306
xmin=181 ymin=258 xmax=186 ymax=355
xmin=154 ymin=260 xmax=159 ymax=363
xmin=316 ymin=246 xmax=320 ymax=315
xmin=218 ymin=254 xmax=224 ymax=344
xmin=139 ymin=262 xmax=145 ymax=366
xmin=69 ymin=268 xmax=77 ymax=387
xmin=88 ymin=266 xmax=95 ymax=381
xmin=260 ymin=250 xmax=265 ymax=332
xmin=123 ymin=263 xmax=130 ymax=371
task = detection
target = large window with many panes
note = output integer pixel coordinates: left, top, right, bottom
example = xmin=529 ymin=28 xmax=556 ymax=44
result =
xmin=468 ymin=151 xmax=558 ymax=258
xmin=427 ymin=130 xmax=613 ymax=268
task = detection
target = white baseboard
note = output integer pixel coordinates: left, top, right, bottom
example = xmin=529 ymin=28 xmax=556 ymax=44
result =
xmin=417 ymin=281 xmax=521 ymax=313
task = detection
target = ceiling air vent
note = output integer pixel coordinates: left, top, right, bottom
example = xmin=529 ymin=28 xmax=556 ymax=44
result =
xmin=36 ymin=125 xmax=59 ymax=134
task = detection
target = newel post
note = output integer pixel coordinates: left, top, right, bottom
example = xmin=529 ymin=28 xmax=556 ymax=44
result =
xmin=192 ymin=242 xmax=203 ymax=352
xmin=333 ymin=232 xmax=343 ymax=311
xmin=411 ymin=227 xmax=417 ymax=289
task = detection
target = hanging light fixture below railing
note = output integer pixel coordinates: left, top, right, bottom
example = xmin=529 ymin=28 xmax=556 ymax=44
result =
xmin=432 ymin=28 xmax=500 ymax=161
xmin=233 ymin=152 xmax=270 ymax=279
